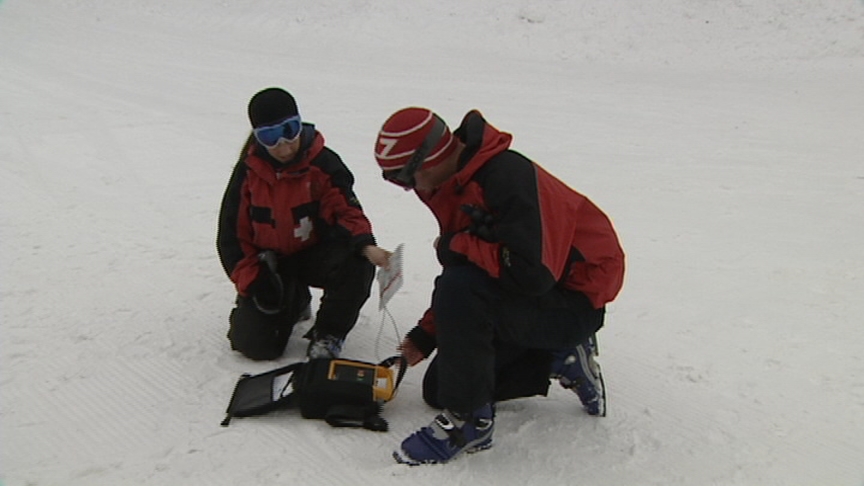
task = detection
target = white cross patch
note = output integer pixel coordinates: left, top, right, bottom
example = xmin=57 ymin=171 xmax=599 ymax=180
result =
xmin=294 ymin=216 xmax=313 ymax=241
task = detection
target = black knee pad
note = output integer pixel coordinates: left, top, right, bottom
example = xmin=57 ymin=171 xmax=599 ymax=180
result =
xmin=228 ymin=300 xmax=294 ymax=361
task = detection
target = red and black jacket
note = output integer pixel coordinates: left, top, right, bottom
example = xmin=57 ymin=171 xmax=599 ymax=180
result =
xmin=411 ymin=111 xmax=625 ymax=345
xmin=217 ymin=126 xmax=375 ymax=295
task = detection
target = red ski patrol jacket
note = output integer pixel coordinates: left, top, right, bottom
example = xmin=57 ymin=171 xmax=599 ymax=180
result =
xmin=415 ymin=111 xmax=625 ymax=336
xmin=217 ymin=126 xmax=375 ymax=295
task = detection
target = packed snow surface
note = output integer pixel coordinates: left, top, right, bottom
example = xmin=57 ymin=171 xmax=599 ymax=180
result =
xmin=2 ymin=1 xmax=863 ymax=484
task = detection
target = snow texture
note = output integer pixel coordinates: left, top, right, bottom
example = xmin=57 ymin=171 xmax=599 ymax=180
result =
xmin=2 ymin=0 xmax=863 ymax=485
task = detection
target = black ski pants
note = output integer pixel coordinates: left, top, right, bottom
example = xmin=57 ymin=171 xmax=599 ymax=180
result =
xmin=424 ymin=265 xmax=604 ymax=413
xmin=227 ymin=240 xmax=374 ymax=361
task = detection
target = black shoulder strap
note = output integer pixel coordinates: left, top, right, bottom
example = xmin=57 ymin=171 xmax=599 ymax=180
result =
xmin=325 ymin=403 xmax=388 ymax=432
xmin=379 ymin=355 xmax=409 ymax=397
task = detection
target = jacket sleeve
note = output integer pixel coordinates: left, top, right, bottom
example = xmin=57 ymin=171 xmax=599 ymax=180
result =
xmin=406 ymin=308 xmax=438 ymax=356
xmin=447 ymin=154 xmax=558 ymax=296
xmin=216 ymin=136 xmax=262 ymax=295
xmin=314 ymin=148 xmax=376 ymax=254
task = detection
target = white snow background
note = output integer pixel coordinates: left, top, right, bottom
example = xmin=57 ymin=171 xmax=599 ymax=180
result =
xmin=2 ymin=1 xmax=863 ymax=485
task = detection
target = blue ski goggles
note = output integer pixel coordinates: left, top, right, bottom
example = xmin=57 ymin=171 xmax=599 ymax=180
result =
xmin=253 ymin=115 xmax=303 ymax=148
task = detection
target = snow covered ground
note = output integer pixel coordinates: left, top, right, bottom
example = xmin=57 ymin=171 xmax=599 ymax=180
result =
xmin=2 ymin=1 xmax=863 ymax=484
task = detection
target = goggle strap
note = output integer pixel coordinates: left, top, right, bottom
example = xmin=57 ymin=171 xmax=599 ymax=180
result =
xmin=395 ymin=115 xmax=446 ymax=185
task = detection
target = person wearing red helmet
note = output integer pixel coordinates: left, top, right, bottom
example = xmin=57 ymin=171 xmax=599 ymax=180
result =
xmin=217 ymin=87 xmax=391 ymax=361
xmin=374 ymin=107 xmax=625 ymax=465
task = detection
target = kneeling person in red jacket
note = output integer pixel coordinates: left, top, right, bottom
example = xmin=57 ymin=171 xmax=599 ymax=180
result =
xmin=374 ymin=107 xmax=625 ymax=465
xmin=218 ymin=87 xmax=390 ymax=361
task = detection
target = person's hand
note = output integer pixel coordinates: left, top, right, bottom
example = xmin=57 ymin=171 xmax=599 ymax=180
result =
xmin=363 ymin=245 xmax=393 ymax=268
xmin=247 ymin=252 xmax=285 ymax=314
xmin=246 ymin=265 xmax=275 ymax=302
xmin=397 ymin=336 xmax=425 ymax=366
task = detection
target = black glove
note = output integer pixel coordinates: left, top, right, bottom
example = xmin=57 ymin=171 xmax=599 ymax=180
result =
xmin=460 ymin=204 xmax=497 ymax=242
xmin=247 ymin=251 xmax=285 ymax=314
xmin=406 ymin=325 xmax=437 ymax=358
xmin=436 ymin=232 xmax=469 ymax=267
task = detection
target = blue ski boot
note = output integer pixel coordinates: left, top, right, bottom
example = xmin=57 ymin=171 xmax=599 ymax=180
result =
xmin=394 ymin=403 xmax=495 ymax=465
xmin=550 ymin=335 xmax=606 ymax=416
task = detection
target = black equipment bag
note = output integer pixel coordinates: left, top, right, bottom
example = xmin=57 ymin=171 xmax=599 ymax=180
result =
xmin=221 ymin=356 xmax=406 ymax=432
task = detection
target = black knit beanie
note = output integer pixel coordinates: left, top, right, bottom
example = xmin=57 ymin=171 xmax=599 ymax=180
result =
xmin=247 ymin=87 xmax=299 ymax=127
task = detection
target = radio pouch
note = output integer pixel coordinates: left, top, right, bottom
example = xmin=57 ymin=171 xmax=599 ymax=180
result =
xmin=221 ymin=356 xmax=406 ymax=432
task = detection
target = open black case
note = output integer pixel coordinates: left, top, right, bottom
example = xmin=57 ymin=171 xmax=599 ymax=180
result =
xmin=221 ymin=356 xmax=406 ymax=432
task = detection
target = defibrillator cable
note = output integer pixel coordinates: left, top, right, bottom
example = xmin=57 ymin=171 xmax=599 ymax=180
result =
xmin=375 ymin=305 xmax=402 ymax=363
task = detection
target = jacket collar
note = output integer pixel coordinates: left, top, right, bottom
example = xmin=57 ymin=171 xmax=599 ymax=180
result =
xmin=449 ymin=110 xmax=513 ymax=187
